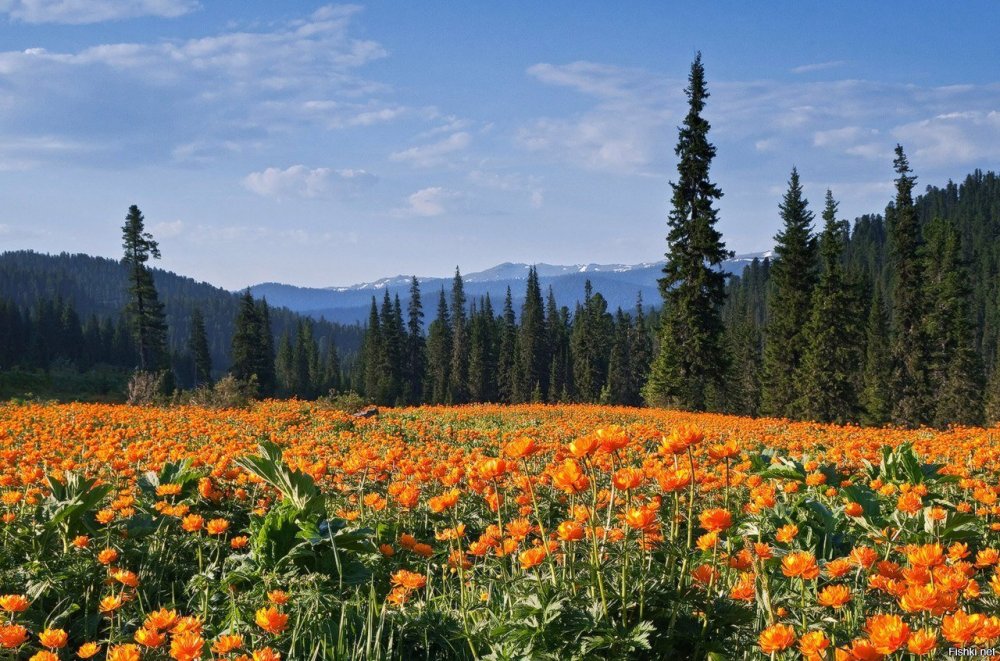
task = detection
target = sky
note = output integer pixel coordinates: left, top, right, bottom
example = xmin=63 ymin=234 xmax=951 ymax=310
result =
xmin=0 ymin=1 xmax=998 ymax=290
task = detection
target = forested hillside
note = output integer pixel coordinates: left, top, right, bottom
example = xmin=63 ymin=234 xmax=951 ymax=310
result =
xmin=0 ymin=251 xmax=364 ymax=379
xmin=724 ymin=169 xmax=1000 ymax=424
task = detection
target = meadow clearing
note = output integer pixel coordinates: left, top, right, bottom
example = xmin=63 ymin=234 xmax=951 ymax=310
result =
xmin=0 ymin=401 xmax=998 ymax=659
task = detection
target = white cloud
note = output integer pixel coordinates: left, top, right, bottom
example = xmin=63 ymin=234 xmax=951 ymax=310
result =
xmin=398 ymin=187 xmax=459 ymax=217
xmin=530 ymin=190 xmax=544 ymax=208
xmin=243 ymin=165 xmax=376 ymax=198
xmin=791 ymin=60 xmax=846 ymax=74
xmin=389 ymin=131 xmax=471 ymax=168
xmin=0 ymin=5 xmax=393 ymax=164
xmin=150 ymin=219 xmax=185 ymax=238
xmin=0 ymin=0 xmax=197 ymax=24
xmin=893 ymin=110 xmax=1000 ymax=167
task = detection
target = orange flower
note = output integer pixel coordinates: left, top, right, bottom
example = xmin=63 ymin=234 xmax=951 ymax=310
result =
xmin=38 ymin=628 xmax=69 ymax=649
xmin=898 ymin=583 xmax=938 ymax=613
xmin=29 ymin=651 xmax=59 ymax=661
xmin=624 ymin=507 xmax=657 ymax=531
xmin=267 ymin=590 xmax=290 ymax=605
xmin=557 ymin=520 xmax=585 ymax=542
xmin=906 ymin=543 xmax=944 ymax=568
xmin=72 ymin=535 xmax=90 ymax=548
xmin=76 ymin=642 xmax=101 ymax=659
xmin=518 ymin=546 xmax=548 ymax=570
xmin=758 ymin=623 xmax=796 ymax=654
xmin=775 ymin=523 xmax=798 ymax=544
xmin=707 ymin=440 xmax=739 ymax=460
xmin=0 ymin=594 xmax=29 ymax=613
xmin=97 ymin=548 xmax=119 ymax=565
xmin=568 ymin=434 xmax=599 ymax=457
xmin=212 ymin=635 xmax=244 ymax=654
xmin=849 ymin=546 xmax=878 ymax=569
xmin=477 ymin=458 xmax=508 ymax=480
xmin=181 ymin=514 xmax=205 ymax=533
xmin=252 ymin=648 xmax=282 ymax=661
xmin=612 ymin=467 xmax=644 ymax=491
xmin=690 ymin=563 xmax=718 ymax=586
xmin=169 ymin=632 xmax=205 ymax=661
xmin=698 ymin=508 xmax=732 ymax=532
xmin=661 ymin=425 xmax=704 ymax=455
xmin=111 ymin=569 xmax=140 ymax=588
xmin=551 ymin=460 xmax=589 ymax=494
xmin=0 ymin=624 xmax=28 ymax=648
xmin=106 ymin=645 xmax=141 ymax=661
xmin=427 ymin=489 xmax=460 ymax=514
xmin=231 ymin=536 xmax=250 ymax=549
xmin=728 ymin=573 xmax=755 ymax=601
xmin=99 ymin=595 xmax=126 ymax=613
xmin=942 ymin=610 xmax=983 ymax=645
xmin=134 ymin=627 xmax=166 ymax=648
xmin=503 ymin=436 xmax=538 ymax=459
xmin=206 ymin=518 xmax=230 ymax=535
xmin=391 ymin=570 xmax=427 ymax=591
xmin=255 ymin=607 xmax=288 ymax=635
xmin=817 ymin=584 xmax=852 ymax=608
xmin=844 ymin=501 xmax=864 ymax=516
xmin=896 ymin=491 xmax=923 ymax=514
xmin=781 ymin=551 xmax=820 ymax=580
xmin=144 ymin=607 xmax=179 ymax=631
xmin=907 ymin=628 xmax=938 ymax=655
xmin=865 ymin=613 xmax=909 ymax=655
xmin=798 ymin=630 xmax=830 ymax=660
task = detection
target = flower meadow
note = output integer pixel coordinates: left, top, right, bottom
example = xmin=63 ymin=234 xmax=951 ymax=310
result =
xmin=0 ymin=403 xmax=999 ymax=659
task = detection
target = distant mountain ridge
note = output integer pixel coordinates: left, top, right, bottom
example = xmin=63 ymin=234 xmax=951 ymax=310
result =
xmin=251 ymin=252 xmax=772 ymax=325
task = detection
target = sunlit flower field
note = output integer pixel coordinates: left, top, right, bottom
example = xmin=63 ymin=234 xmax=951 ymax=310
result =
xmin=0 ymin=401 xmax=998 ymax=659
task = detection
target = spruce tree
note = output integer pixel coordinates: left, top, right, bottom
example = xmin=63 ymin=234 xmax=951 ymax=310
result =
xmin=361 ymin=297 xmax=383 ymax=401
xmin=255 ymin=299 xmax=277 ymax=397
xmin=276 ymin=331 xmax=295 ymax=395
xmin=231 ymin=290 xmax=274 ymax=395
xmin=887 ymin=145 xmax=931 ymax=427
xmin=449 ymin=268 xmax=469 ymax=403
xmin=797 ymin=191 xmax=862 ymax=423
xmin=425 ymin=289 xmax=452 ymax=404
xmin=861 ymin=286 xmax=891 ymax=425
xmin=496 ymin=287 xmax=518 ymax=403
xmin=762 ymin=168 xmax=817 ymax=418
xmin=629 ymin=293 xmax=653 ymax=404
xmin=546 ymin=288 xmax=571 ymax=402
xmin=921 ymin=217 xmax=984 ymax=426
xmin=517 ymin=267 xmax=548 ymax=401
xmin=404 ymin=277 xmax=426 ymax=404
xmin=644 ymin=53 xmax=731 ymax=410
xmin=188 ymin=308 xmax=212 ymax=387
xmin=121 ymin=204 xmax=169 ymax=372
xmin=571 ymin=281 xmax=614 ymax=401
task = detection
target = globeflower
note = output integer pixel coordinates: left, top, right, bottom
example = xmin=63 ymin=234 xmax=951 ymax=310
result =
xmin=698 ymin=508 xmax=732 ymax=532
xmin=866 ymin=613 xmax=909 ymax=655
xmin=758 ymin=623 xmax=795 ymax=654
xmin=255 ymin=607 xmax=288 ymax=635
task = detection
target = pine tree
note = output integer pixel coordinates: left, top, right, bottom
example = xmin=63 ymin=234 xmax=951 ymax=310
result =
xmin=644 ymin=53 xmax=731 ymax=410
xmin=361 ymin=297 xmax=383 ymax=401
xmin=887 ymin=145 xmax=931 ymax=427
xmin=517 ymin=267 xmax=548 ymax=401
xmin=497 ymin=287 xmax=518 ymax=403
xmin=861 ymin=286 xmax=891 ymax=425
xmin=921 ymin=217 xmax=984 ymax=426
xmin=762 ymin=168 xmax=817 ymax=418
xmin=727 ymin=316 xmax=762 ymax=416
xmin=546 ymin=288 xmax=571 ymax=402
xmin=571 ymin=281 xmax=614 ymax=401
xmin=797 ymin=191 xmax=862 ymax=423
xmin=604 ymin=309 xmax=634 ymax=404
xmin=629 ymin=293 xmax=653 ymax=404
xmin=449 ymin=268 xmax=469 ymax=404
xmin=255 ymin=299 xmax=276 ymax=397
xmin=985 ymin=342 xmax=1000 ymax=425
xmin=230 ymin=290 xmax=273 ymax=395
xmin=293 ymin=320 xmax=318 ymax=398
xmin=275 ymin=331 xmax=295 ymax=395
xmin=425 ymin=289 xmax=452 ymax=404
xmin=188 ymin=308 xmax=212 ymax=387
xmin=121 ymin=204 xmax=169 ymax=373
xmin=404 ymin=276 xmax=426 ymax=404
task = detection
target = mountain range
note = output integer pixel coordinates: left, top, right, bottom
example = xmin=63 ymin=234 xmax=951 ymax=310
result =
xmin=251 ymin=253 xmax=771 ymax=325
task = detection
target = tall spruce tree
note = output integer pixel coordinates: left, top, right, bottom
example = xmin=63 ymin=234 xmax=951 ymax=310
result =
xmin=496 ymin=287 xmax=518 ymax=403
xmin=449 ymin=268 xmax=469 ymax=404
xmin=644 ymin=53 xmax=731 ymax=410
xmin=861 ymin=286 xmax=891 ymax=425
xmin=188 ymin=307 xmax=212 ymax=387
xmin=797 ymin=191 xmax=862 ymax=423
xmin=230 ymin=290 xmax=274 ymax=395
xmin=404 ymin=277 xmax=426 ymax=404
xmin=255 ymin=299 xmax=276 ymax=396
xmin=571 ymin=281 xmax=614 ymax=401
xmin=887 ymin=145 xmax=931 ymax=427
xmin=425 ymin=289 xmax=452 ymax=404
xmin=121 ymin=204 xmax=169 ymax=372
xmin=361 ymin=297 xmax=383 ymax=401
xmin=921 ymin=217 xmax=984 ymax=426
xmin=546 ymin=287 xmax=572 ymax=402
xmin=762 ymin=168 xmax=817 ymax=418
xmin=517 ymin=267 xmax=548 ymax=401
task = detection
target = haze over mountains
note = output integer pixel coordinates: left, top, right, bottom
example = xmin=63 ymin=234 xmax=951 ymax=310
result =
xmin=251 ymin=253 xmax=771 ymax=325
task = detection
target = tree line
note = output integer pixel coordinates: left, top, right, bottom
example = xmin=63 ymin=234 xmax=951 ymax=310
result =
xmin=643 ymin=53 xmax=1000 ymax=428
xmin=352 ymin=270 xmax=652 ymax=406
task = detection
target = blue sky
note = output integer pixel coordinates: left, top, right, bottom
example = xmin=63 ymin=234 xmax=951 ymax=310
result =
xmin=0 ymin=1 xmax=998 ymax=289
